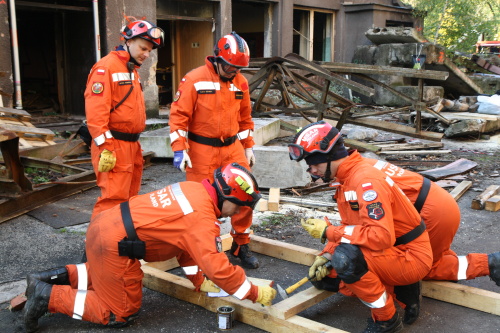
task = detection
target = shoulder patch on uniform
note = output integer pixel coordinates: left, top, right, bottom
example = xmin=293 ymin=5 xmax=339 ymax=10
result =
xmin=367 ymin=202 xmax=385 ymax=220
xmin=96 ymin=69 xmax=106 ymax=75
xmin=241 ymin=82 xmax=248 ymax=90
xmin=235 ymin=91 xmax=243 ymax=99
xmin=173 ymin=90 xmax=181 ymax=102
xmin=92 ymin=82 xmax=104 ymax=94
xmin=362 ymin=190 xmax=378 ymax=202
xmin=215 ymin=236 xmax=222 ymax=253
xmin=361 ymin=183 xmax=373 ymax=190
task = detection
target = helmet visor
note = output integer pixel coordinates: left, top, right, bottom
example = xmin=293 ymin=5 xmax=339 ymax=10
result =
xmin=221 ymin=62 xmax=241 ymax=74
xmin=288 ymin=144 xmax=306 ymax=161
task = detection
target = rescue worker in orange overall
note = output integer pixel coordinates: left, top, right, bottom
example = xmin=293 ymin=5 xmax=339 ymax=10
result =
xmin=288 ymin=121 xmax=434 ymax=333
xmin=23 ymin=163 xmax=277 ymax=332
xmin=84 ymin=19 xmax=164 ymax=218
xmin=169 ymin=32 xmax=259 ymax=268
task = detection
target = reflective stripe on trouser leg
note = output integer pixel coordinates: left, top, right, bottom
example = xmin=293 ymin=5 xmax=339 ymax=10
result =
xmin=73 ymin=263 xmax=88 ymax=320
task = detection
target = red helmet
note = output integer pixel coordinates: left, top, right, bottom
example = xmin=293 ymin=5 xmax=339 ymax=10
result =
xmin=214 ymin=163 xmax=261 ymax=209
xmin=121 ymin=20 xmax=164 ymax=49
xmin=288 ymin=121 xmax=342 ymax=162
xmin=214 ymin=32 xmax=250 ymax=68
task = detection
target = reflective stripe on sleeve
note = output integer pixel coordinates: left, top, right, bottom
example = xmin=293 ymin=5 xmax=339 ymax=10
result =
xmin=233 ymin=279 xmax=252 ymax=300
xmin=76 ymin=263 xmax=88 ymax=291
xmin=344 ymin=191 xmax=357 ymax=201
xmin=373 ymin=160 xmax=387 ymax=170
xmin=171 ymin=183 xmax=194 ymax=215
xmin=457 ymin=255 xmax=468 ymax=280
xmin=112 ymin=72 xmax=135 ymax=81
xmin=194 ymin=81 xmax=220 ymax=91
xmin=341 ymin=225 xmax=355 ymax=244
xmin=169 ymin=129 xmax=187 ymax=143
xmin=93 ymin=130 xmax=113 ymax=146
xmin=385 ymin=176 xmax=394 ymax=186
xmin=360 ymin=290 xmax=388 ymax=309
xmin=237 ymin=129 xmax=253 ymax=140
xmin=229 ymin=84 xmax=241 ymax=92
xmin=182 ymin=265 xmax=199 ymax=275
xmin=72 ymin=290 xmax=87 ymax=320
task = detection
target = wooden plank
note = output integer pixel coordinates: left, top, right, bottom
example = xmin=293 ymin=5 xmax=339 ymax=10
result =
xmin=0 ymin=107 xmax=32 ymax=121
xmin=449 ymin=181 xmax=473 ymax=201
xmin=268 ymin=187 xmax=280 ymax=212
xmin=261 ymin=194 xmax=338 ymax=211
xmin=344 ymin=138 xmax=381 ymax=153
xmin=419 ymin=158 xmax=478 ymax=181
xmin=422 ymin=281 xmax=500 ymax=316
xmin=378 ymin=142 xmax=444 ymax=151
xmin=378 ymin=150 xmax=451 ymax=155
xmin=472 ymin=185 xmax=500 ymax=210
xmin=0 ymin=123 xmax=55 ymax=137
xmin=271 ymin=286 xmax=334 ymax=320
xmin=141 ymin=265 xmax=347 ymax=333
xmin=256 ymin=198 xmax=268 ymax=211
xmin=485 ymin=195 xmax=500 ymax=212
xmin=249 ymin=234 xmax=319 ymax=266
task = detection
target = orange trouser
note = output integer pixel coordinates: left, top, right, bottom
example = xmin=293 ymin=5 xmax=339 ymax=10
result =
xmin=186 ymin=140 xmax=252 ymax=245
xmin=91 ymin=140 xmax=144 ymax=219
xmin=329 ymin=235 xmax=432 ymax=322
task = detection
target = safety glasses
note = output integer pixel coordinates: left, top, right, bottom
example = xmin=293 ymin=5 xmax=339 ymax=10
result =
xmin=221 ymin=63 xmax=241 ymax=74
xmin=147 ymin=27 xmax=164 ymax=40
xmin=288 ymin=143 xmax=308 ymax=161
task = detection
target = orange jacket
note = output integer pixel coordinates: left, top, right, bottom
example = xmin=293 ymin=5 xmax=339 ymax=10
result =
xmin=84 ymin=49 xmax=146 ymax=151
xmin=169 ymin=57 xmax=255 ymax=151
xmin=325 ymin=151 xmax=429 ymax=255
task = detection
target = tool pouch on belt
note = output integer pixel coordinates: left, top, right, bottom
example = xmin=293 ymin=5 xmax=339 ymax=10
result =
xmin=77 ymin=121 xmax=92 ymax=147
xmin=118 ymin=201 xmax=146 ymax=260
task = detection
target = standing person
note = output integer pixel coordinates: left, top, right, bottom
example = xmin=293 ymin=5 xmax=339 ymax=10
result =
xmin=85 ymin=19 xmax=164 ymax=219
xmin=23 ymin=163 xmax=276 ymax=332
xmin=169 ymin=32 xmax=259 ymax=268
xmin=288 ymin=121 xmax=433 ymax=333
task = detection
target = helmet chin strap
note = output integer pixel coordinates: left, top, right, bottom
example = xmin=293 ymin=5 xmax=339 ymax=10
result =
xmin=322 ymin=160 xmax=332 ymax=183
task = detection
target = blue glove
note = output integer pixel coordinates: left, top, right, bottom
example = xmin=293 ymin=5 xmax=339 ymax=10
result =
xmin=173 ymin=150 xmax=192 ymax=172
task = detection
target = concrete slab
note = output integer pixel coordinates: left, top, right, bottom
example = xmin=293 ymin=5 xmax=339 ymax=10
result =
xmin=139 ymin=117 xmax=281 ymax=158
xmin=365 ymin=27 xmax=427 ymax=45
xmin=251 ymin=145 xmax=311 ymax=188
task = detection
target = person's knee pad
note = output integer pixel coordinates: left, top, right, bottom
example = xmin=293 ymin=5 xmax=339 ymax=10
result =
xmin=332 ymin=243 xmax=368 ymax=284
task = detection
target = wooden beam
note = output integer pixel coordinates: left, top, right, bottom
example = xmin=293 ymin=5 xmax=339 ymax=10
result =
xmin=271 ymin=286 xmax=334 ymax=320
xmin=268 ymin=187 xmax=280 ymax=212
xmin=485 ymin=195 xmax=500 ymax=212
xmin=419 ymin=158 xmax=478 ymax=181
xmin=449 ymin=181 xmax=473 ymax=201
xmin=249 ymin=235 xmax=319 ymax=266
xmin=472 ymin=185 xmax=500 ymax=210
xmin=378 ymin=150 xmax=451 ymax=155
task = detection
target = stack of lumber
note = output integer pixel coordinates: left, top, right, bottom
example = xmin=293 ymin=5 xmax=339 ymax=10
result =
xmin=472 ymin=185 xmax=500 ymax=212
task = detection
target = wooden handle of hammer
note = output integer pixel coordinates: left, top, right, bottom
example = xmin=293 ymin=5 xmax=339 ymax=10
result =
xmin=285 ymin=276 xmax=310 ymax=294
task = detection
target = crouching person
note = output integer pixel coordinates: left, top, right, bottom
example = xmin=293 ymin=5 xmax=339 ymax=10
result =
xmin=24 ymin=163 xmax=276 ymax=332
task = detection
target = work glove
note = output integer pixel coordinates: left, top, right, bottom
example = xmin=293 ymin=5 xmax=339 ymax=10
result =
xmin=245 ymin=148 xmax=256 ymax=167
xmin=200 ymin=278 xmax=221 ymax=293
xmin=309 ymin=255 xmax=332 ymax=282
xmin=255 ymin=285 xmax=277 ymax=306
xmin=301 ymin=218 xmax=328 ymax=242
xmin=173 ymin=150 xmax=192 ymax=172
xmin=98 ymin=149 xmax=116 ymax=172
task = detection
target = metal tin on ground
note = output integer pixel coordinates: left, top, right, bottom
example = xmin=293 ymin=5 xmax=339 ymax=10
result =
xmin=217 ymin=305 xmax=234 ymax=330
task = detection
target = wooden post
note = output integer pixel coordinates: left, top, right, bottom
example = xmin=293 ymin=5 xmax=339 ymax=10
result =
xmin=471 ymin=185 xmax=500 ymax=210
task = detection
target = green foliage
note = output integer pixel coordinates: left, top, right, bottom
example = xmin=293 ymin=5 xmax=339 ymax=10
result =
xmin=403 ymin=0 xmax=500 ymax=54
xmin=24 ymin=167 xmax=50 ymax=184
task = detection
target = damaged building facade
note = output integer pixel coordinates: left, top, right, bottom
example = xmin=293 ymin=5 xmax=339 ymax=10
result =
xmin=0 ymin=0 xmax=419 ymax=118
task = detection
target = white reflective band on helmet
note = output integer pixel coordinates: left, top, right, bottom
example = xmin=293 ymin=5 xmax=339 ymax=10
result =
xmin=360 ymin=290 xmax=388 ymax=308
xmin=457 ymin=255 xmax=468 ymax=280
xmin=344 ymin=191 xmax=357 ymax=201
xmin=237 ymin=129 xmax=253 ymax=140
xmin=341 ymin=225 xmax=355 ymax=244
xmin=169 ymin=129 xmax=187 ymax=143
xmin=182 ymin=265 xmax=199 ymax=275
xmin=93 ymin=130 xmax=113 ymax=146
xmin=194 ymin=81 xmax=220 ymax=91
xmin=385 ymin=176 xmax=394 ymax=186
xmin=72 ymin=290 xmax=87 ymax=320
xmin=229 ymin=84 xmax=241 ymax=92
xmin=76 ymin=263 xmax=88 ymax=291
xmin=233 ymin=279 xmax=251 ymax=300
xmin=373 ymin=160 xmax=387 ymax=170
xmin=171 ymin=183 xmax=194 ymax=215
xmin=112 ymin=72 xmax=135 ymax=82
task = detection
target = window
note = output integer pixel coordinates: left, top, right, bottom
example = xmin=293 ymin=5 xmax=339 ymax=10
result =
xmin=293 ymin=8 xmax=334 ymax=61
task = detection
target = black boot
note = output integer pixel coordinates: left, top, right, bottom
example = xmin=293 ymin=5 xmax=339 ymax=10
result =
xmin=488 ymin=252 xmax=500 ymax=286
xmin=394 ymin=281 xmax=421 ymax=325
xmin=26 ymin=267 xmax=68 ymax=297
xmin=363 ymin=312 xmax=403 ymax=333
xmin=230 ymin=242 xmax=259 ymax=269
xmin=24 ymin=280 xmax=52 ymax=333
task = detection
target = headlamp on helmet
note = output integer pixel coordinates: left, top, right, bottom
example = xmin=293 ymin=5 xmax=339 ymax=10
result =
xmin=214 ymin=163 xmax=261 ymax=209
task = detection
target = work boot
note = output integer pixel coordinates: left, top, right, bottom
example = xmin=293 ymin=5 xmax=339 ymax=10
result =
xmin=26 ymin=267 xmax=68 ymax=297
xmin=230 ymin=242 xmax=259 ymax=269
xmin=363 ymin=312 xmax=403 ymax=333
xmin=488 ymin=252 xmax=500 ymax=286
xmin=23 ymin=280 xmax=52 ymax=333
xmin=394 ymin=281 xmax=421 ymax=325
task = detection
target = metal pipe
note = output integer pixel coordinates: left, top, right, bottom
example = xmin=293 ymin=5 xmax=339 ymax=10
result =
xmin=92 ymin=0 xmax=101 ymax=61
xmin=8 ymin=0 xmax=23 ymax=109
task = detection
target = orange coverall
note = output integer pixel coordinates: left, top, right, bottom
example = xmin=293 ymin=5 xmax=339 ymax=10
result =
xmin=48 ymin=180 xmax=258 ymax=324
xmin=84 ymin=49 xmax=146 ymax=218
xmin=321 ymin=151 xmax=432 ymax=322
xmin=366 ymin=158 xmax=489 ymax=281
xmin=169 ymin=57 xmax=255 ymax=247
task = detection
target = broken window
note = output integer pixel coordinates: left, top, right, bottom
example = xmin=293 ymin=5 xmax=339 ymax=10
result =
xmin=293 ymin=8 xmax=334 ymax=62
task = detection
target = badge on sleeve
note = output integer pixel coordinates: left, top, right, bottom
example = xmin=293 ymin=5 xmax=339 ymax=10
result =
xmin=362 ymin=190 xmax=378 ymax=202
xmin=173 ymin=90 xmax=181 ymax=102
xmin=92 ymin=82 xmax=104 ymax=95
xmin=215 ymin=236 xmax=222 ymax=253
xmin=367 ymin=202 xmax=385 ymax=220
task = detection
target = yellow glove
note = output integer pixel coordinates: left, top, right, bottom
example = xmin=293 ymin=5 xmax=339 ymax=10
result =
xmin=256 ymin=285 xmax=277 ymax=306
xmin=98 ymin=149 xmax=116 ymax=172
xmin=309 ymin=256 xmax=332 ymax=281
xmin=301 ymin=218 xmax=328 ymax=239
xmin=200 ymin=278 xmax=221 ymax=293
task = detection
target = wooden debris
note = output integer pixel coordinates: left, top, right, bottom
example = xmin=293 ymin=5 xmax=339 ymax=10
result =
xmin=449 ymin=181 xmax=473 ymax=201
xmin=256 ymin=199 xmax=268 ymax=212
xmin=0 ymin=107 xmax=56 ymax=148
xmin=268 ymin=187 xmax=280 ymax=212
xmin=378 ymin=149 xmax=451 ymax=155
xmin=377 ymin=142 xmax=444 ymax=151
xmin=485 ymin=195 xmax=500 ymax=212
xmin=472 ymin=185 xmax=500 ymax=210
xmin=419 ymin=158 xmax=478 ymax=181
